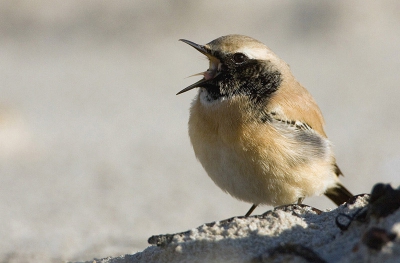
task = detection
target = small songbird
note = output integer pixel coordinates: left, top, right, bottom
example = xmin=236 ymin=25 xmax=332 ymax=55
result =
xmin=177 ymin=35 xmax=353 ymax=216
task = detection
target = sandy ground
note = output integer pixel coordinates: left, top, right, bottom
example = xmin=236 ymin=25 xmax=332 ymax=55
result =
xmin=94 ymin=194 xmax=400 ymax=263
xmin=1 ymin=1 xmax=400 ymax=262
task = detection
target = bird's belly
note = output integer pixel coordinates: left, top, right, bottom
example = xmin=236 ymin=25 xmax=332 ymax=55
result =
xmin=192 ymin=128 xmax=339 ymax=207
xmin=196 ymin=140 xmax=274 ymax=204
xmin=191 ymin=134 xmax=286 ymax=205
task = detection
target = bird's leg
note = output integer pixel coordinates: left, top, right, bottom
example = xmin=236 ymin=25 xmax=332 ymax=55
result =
xmin=245 ymin=204 xmax=258 ymax=216
xmin=297 ymin=197 xmax=304 ymax=204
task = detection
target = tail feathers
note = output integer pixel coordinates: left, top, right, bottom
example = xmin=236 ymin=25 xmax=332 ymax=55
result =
xmin=324 ymin=183 xmax=353 ymax=206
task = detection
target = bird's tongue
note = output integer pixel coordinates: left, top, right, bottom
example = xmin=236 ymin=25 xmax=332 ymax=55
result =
xmin=204 ymin=69 xmax=216 ymax=80
xmin=204 ymin=56 xmax=220 ymax=80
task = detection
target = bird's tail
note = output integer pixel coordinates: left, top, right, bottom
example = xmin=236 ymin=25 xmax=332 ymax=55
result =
xmin=324 ymin=183 xmax=353 ymax=206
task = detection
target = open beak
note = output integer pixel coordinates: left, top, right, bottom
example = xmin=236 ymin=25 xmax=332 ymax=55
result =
xmin=177 ymin=39 xmax=221 ymax=95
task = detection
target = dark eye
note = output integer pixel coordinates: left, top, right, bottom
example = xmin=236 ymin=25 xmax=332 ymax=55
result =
xmin=232 ymin=53 xmax=247 ymax=64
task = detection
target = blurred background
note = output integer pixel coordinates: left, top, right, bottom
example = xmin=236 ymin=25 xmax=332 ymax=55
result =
xmin=1 ymin=1 xmax=399 ymax=262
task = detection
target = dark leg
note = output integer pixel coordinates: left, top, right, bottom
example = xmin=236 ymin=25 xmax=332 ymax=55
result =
xmin=297 ymin=197 xmax=304 ymax=204
xmin=245 ymin=204 xmax=258 ymax=216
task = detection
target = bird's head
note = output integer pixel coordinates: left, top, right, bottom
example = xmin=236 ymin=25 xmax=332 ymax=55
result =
xmin=177 ymin=35 xmax=286 ymax=103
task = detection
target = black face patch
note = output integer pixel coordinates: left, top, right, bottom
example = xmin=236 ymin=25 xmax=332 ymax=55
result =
xmin=200 ymin=83 xmax=222 ymax=102
xmin=198 ymin=58 xmax=282 ymax=106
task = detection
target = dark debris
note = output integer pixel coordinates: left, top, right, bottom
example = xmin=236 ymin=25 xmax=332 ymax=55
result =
xmin=369 ymin=183 xmax=400 ymax=218
xmin=335 ymin=183 xmax=400 ymax=231
xmin=147 ymin=234 xmax=176 ymax=247
xmin=335 ymin=206 xmax=368 ymax=231
xmin=362 ymin=227 xmax=397 ymax=250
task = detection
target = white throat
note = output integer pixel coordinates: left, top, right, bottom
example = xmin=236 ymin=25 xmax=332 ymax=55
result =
xmin=198 ymin=88 xmax=226 ymax=106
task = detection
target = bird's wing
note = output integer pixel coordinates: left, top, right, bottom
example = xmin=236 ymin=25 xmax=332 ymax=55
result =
xmin=268 ymin=115 xmax=313 ymax=132
xmin=265 ymin=76 xmax=328 ymax=138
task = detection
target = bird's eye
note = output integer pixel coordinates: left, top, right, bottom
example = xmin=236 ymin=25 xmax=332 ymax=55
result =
xmin=232 ymin=53 xmax=247 ymax=64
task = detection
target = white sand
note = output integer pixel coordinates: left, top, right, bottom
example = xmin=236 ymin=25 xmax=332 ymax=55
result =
xmin=90 ymin=195 xmax=400 ymax=262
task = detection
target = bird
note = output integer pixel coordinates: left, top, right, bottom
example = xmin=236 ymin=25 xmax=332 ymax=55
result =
xmin=177 ymin=35 xmax=353 ymax=216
